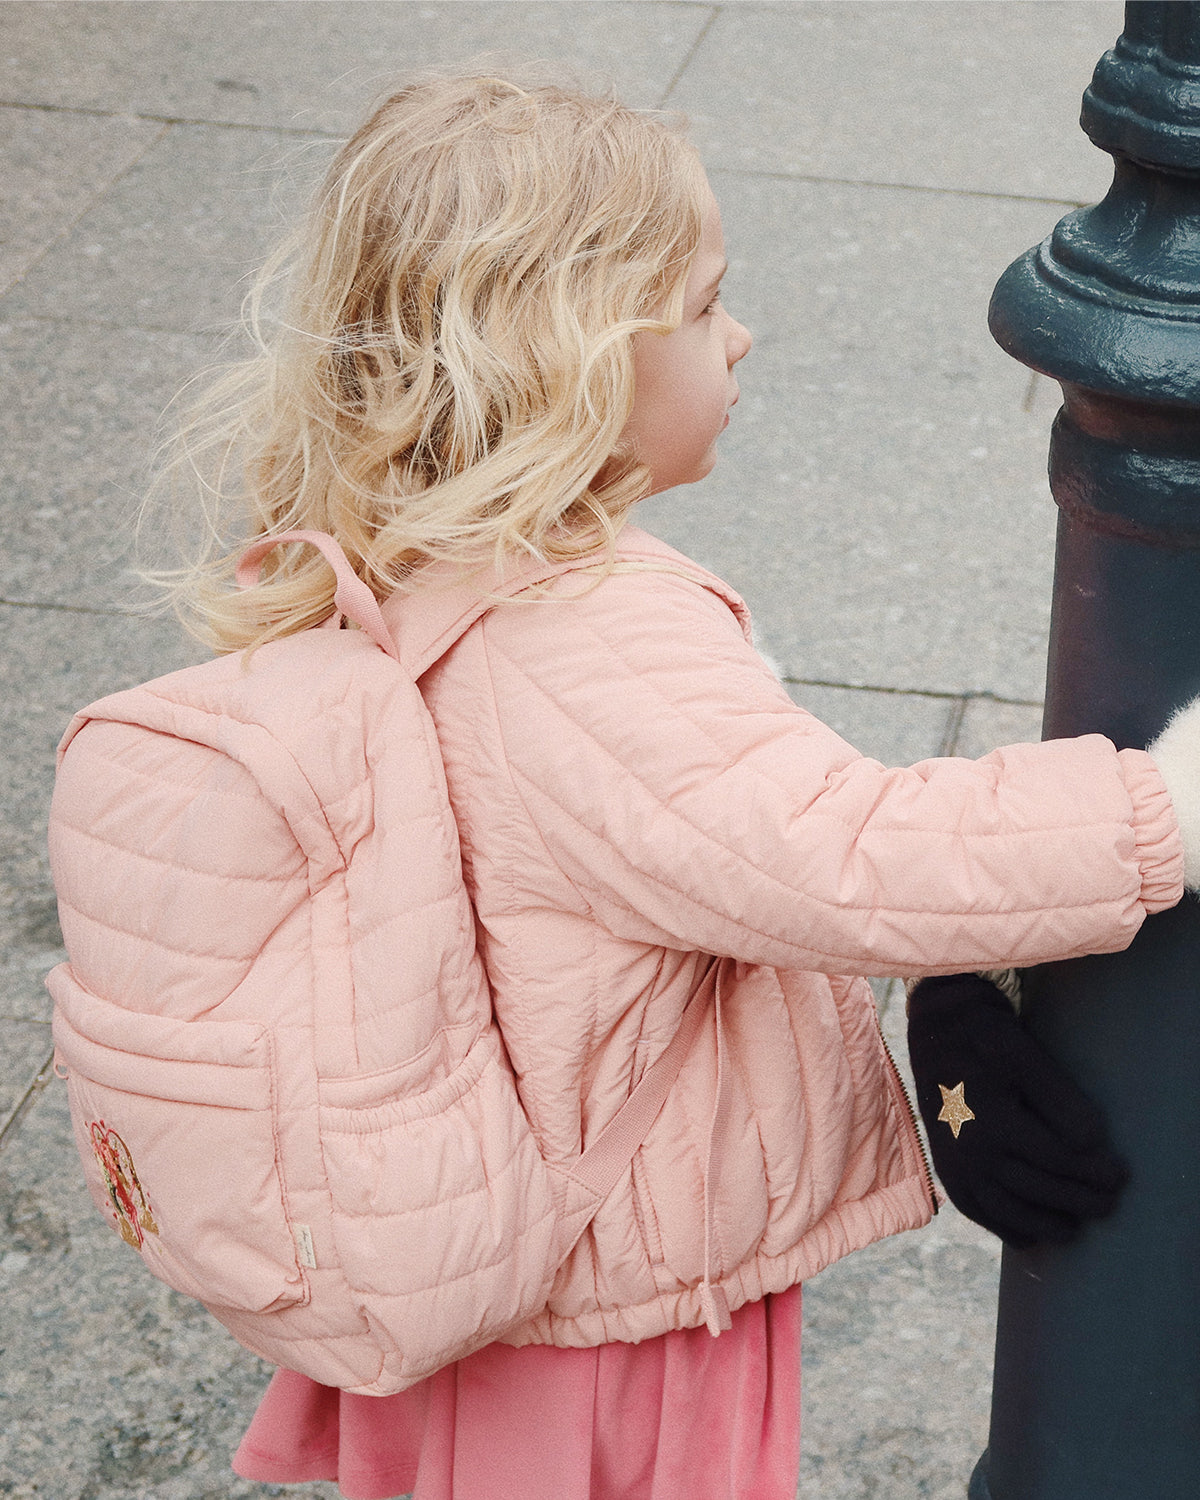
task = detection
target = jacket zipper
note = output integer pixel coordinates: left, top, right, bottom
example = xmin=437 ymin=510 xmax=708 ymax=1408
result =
xmin=877 ymin=1022 xmax=939 ymax=1216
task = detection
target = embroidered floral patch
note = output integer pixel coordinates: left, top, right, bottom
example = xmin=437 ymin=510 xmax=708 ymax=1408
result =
xmin=88 ymin=1120 xmax=159 ymax=1248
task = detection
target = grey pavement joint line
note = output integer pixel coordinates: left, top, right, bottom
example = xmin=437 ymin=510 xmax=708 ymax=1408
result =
xmin=706 ymin=162 xmax=1096 ymax=211
xmin=0 ymin=116 xmax=173 ymax=299
xmin=0 ymin=594 xmax=1047 ymax=699
xmin=0 ymin=597 xmax=137 ymax=617
xmin=656 ymin=4 xmax=721 ymax=109
xmin=0 ymin=312 xmax=225 ymax=335
xmin=0 ymin=105 xmax=1099 ymax=214
xmin=1022 ymin=371 xmax=1047 ymax=413
xmin=784 ymin=676 xmax=1041 ymax=709
xmin=0 ymin=1052 xmax=55 ymax=1155
xmin=0 ymin=97 xmax=331 ymax=140
xmin=0 ymin=601 xmax=1046 ymax=703
xmin=938 ymin=696 xmax=970 ymax=756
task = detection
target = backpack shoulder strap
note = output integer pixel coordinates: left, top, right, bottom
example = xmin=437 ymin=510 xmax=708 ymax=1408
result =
xmin=230 ymin=523 xmax=754 ymax=685
xmin=383 ymin=557 xmax=585 ymax=679
xmin=227 ymin=531 xmax=718 ymax=1242
xmin=234 ymin=525 xmax=751 ymax=679
xmin=234 ymin=530 xmax=579 ymax=679
xmin=236 ymin=530 xmax=399 ymax=662
xmin=384 ymin=524 xmax=753 ymax=678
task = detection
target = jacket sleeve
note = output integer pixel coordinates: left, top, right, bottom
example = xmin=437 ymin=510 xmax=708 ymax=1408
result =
xmin=472 ymin=567 xmax=1184 ymax=977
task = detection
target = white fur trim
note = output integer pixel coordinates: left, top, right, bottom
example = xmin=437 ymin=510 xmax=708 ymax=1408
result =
xmin=1147 ymin=696 xmax=1200 ymax=892
xmin=750 ymin=624 xmax=785 ymax=683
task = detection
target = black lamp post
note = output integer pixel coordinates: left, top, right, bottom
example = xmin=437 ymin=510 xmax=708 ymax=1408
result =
xmin=973 ymin=5 xmax=1200 ymax=1497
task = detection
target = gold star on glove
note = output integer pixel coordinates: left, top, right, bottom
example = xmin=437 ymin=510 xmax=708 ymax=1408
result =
xmin=937 ymin=1081 xmax=975 ymax=1139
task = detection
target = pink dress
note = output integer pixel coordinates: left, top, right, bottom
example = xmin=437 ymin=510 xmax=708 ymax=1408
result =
xmin=233 ymin=1286 xmax=802 ymax=1500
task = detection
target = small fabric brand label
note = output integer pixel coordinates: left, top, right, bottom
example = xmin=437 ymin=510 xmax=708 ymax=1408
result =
xmin=293 ymin=1224 xmax=317 ymax=1269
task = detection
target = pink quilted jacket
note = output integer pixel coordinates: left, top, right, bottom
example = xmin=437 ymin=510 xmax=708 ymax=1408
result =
xmin=396 ymin=525 xmax=1183 ymax=1350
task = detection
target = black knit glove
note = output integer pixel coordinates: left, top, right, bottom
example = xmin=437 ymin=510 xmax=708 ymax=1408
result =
xmin=906 ymin=974 xmax=1128 ymax=1249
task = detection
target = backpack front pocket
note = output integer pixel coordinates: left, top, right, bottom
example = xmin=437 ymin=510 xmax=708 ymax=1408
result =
xmin=50 ymin=966 xmax=307 ymax=1315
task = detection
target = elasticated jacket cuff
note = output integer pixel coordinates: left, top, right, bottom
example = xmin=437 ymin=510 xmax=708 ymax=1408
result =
xmin=1118 ymin=746 xmax=1186 ymax=912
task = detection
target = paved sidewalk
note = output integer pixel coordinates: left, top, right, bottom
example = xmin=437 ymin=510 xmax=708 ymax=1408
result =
xmin=0 ymin=4 xmax=1126 ymax=1496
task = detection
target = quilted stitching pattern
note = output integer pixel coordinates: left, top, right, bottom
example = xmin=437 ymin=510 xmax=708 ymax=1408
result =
xmin=48 ymin=623 xmax=562 ymax=1394
xmin=418 ymin=525 xmax=1182 ymax=1348
xmin=47 ymin=521 xmax=1184 ymax=1376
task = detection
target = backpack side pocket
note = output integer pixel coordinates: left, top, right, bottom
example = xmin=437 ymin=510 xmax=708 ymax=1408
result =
xmin=319 ymin=1024 xmax=560 ymax=1384
xmin=50 ymin=965 xmax=307 ymax=1315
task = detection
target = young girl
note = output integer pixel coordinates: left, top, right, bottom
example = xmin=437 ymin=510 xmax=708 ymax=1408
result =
xmin=142 ymin=75 xmax=1199 ymax=1500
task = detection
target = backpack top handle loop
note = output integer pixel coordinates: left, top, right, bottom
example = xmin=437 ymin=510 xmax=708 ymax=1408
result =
xmin=236 ymin=530 xmax=400 ymax=663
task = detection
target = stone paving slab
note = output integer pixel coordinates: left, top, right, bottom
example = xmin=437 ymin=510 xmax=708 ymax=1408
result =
xmin=675 ymin=0 xmax=1122 ymax=202
xmin=3 ymin=122 xmax=322 ymax=335
xmin=641 ymin=170 xmax=1066 ymax=700
xmin=801 ymin=1199 xmax=1000 ymax=1500
xmin=0 ymin=321 xmax=214 ymax=606
xmin=1 ymin=1 xmax=712 ymax=127
xmin=798 ymin=979 xmax=1000 ymax=1500
xmin=0 ymin=106 xmax=164 ymax=297
xmin=784 ymin=681 xmax=958 ymax=767
xmin=5 ymin=126 xmax=1076 ymax=688
xmin=956 ymin=697 xmax=1047 ymax=759
xmin=0 ymin=1022 xmax=53 ymax=1131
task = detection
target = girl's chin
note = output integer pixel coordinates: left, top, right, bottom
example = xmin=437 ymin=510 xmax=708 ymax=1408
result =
xmin=642 ymin=448 xmax=721 ymax=496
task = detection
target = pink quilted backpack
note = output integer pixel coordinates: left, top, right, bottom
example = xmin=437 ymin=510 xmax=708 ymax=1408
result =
xmin=47 ymin=532 xmax=707 ymax=1394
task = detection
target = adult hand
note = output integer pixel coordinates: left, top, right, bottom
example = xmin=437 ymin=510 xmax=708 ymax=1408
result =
xmin=906 ymin=973 xmax=1128 ymax=1249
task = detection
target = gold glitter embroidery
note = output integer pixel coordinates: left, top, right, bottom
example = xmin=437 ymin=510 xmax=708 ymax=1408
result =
xmin=89 ymin=1121 xmax=159 ymax=1247
xmin=937 ymin=1082 xmax=976 ymax=1140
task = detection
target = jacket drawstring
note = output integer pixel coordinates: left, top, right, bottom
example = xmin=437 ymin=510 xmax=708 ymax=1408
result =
xmin=699 ymin=963 xmax=733 ymax=1337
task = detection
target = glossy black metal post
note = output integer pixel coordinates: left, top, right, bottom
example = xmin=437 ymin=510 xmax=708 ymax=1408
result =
xmin=971 ymin=6 xmax=1200 ymax=1497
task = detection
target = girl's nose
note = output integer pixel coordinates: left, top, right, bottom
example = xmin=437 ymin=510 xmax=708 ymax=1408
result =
xmin=728 ymin=316 xmax=752 ymax=366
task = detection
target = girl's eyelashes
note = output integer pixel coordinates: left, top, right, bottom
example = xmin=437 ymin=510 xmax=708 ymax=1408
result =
xmin=702 ymin=293 xmax=722 ymax=315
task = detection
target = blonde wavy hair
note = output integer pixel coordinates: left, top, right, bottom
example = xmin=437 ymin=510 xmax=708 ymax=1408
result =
xmin=146 ymin=73 xmax=708 ymax=653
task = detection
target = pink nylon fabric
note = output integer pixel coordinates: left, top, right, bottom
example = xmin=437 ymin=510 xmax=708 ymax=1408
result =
xmin=233 ymin=1286 xmax=802 ymax=1500
xmin=48 ymin=521 xmax=1185 ymax=1396
xmin=406 ymin=524 xmax=1183 ymax=1351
